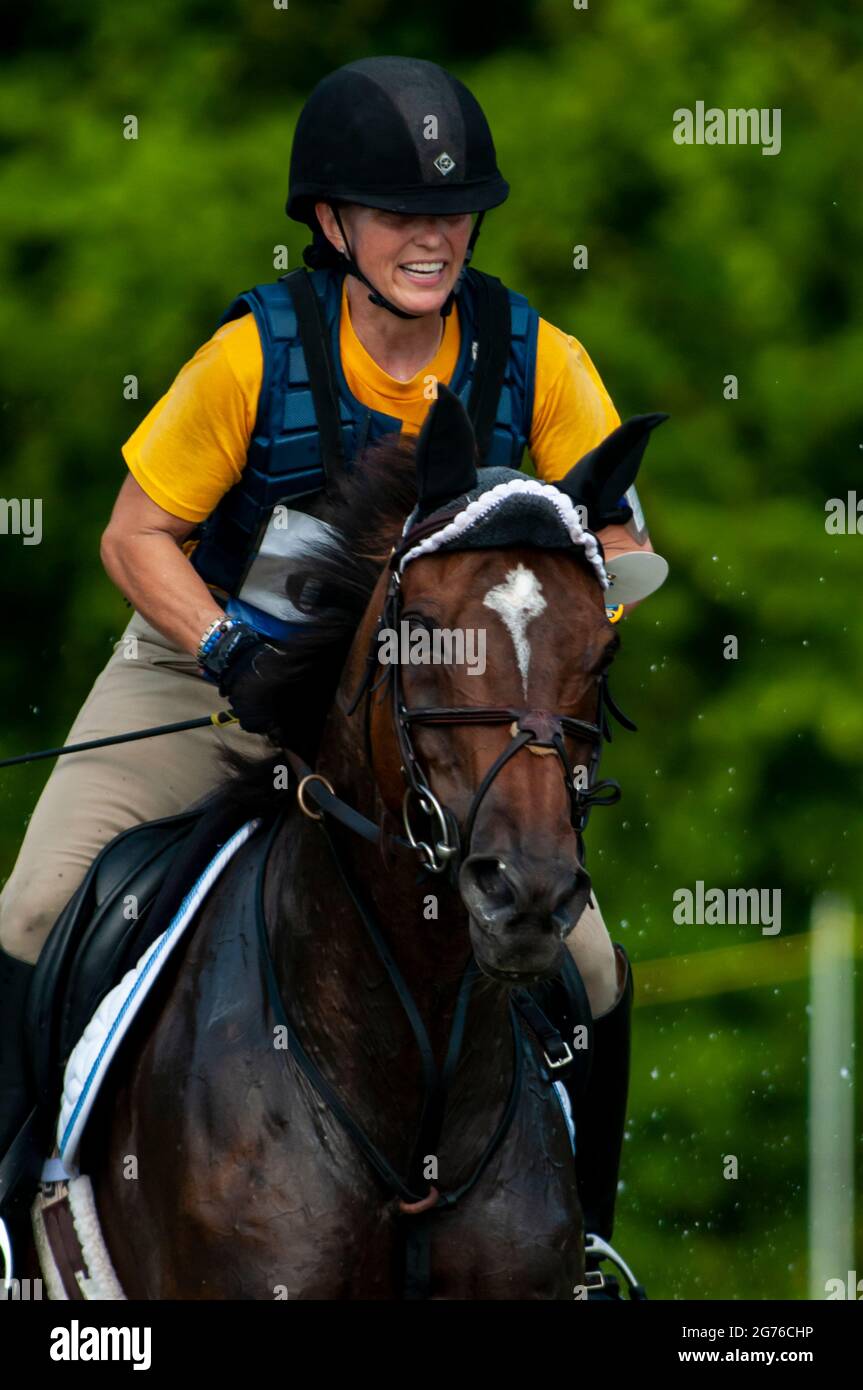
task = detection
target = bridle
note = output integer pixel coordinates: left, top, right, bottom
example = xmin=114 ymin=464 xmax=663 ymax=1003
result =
xmin=275 ymin=502 xmax=643 ymax=1298
xmin=340 ymin=510 xmax=637 ymax=879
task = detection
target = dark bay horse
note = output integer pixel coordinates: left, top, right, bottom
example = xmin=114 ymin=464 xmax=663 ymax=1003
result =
xmin=68 ymin=390 xmax=654 ymax=1300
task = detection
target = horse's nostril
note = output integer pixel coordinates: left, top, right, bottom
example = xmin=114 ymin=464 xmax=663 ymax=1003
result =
xmin=471 ymin=858 xmax=515 ymax=911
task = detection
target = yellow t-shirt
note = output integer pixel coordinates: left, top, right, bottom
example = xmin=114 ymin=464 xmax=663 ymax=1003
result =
xmin=122 ymin=279 xmax=620 ymax=525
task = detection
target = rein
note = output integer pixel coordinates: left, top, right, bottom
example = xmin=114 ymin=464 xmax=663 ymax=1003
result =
xmin=258 ymin=816 xmax=525 ymax=1144
xmin=256 ymin=806 xmax=591 ymax=1299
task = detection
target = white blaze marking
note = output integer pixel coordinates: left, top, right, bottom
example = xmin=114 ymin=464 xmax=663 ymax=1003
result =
xmin=483 ymin=563 xmax=547 ymax=696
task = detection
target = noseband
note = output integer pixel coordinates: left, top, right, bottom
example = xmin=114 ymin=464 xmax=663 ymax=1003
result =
xmin=343 ymin=520 xmax=637 ymax=877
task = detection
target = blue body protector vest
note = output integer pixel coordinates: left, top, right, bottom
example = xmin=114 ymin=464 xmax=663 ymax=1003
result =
xmin=190 ymin=266 xmax=540 ymax=602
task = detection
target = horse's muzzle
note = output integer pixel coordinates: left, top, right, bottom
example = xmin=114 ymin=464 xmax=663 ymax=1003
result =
xmin=459 ymin=852 xmax=592 ymax=979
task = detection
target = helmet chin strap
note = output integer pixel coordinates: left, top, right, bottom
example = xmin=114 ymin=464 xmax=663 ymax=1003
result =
xmin=330 ymin=206 xmax=485 ymax=321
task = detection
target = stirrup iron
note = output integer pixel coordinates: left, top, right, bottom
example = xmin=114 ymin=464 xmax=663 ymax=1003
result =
xmin=585 ymin=1232 xmax=648 ymax=1299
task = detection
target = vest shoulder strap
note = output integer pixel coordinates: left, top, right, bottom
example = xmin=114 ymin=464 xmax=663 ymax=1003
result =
xmin=218 ymin=280 xmax=298 ymax=341
xmin=279 ymin=270 xmax=346 ymax=497
xmin=463 ymin=269 xmax=512 ymax=465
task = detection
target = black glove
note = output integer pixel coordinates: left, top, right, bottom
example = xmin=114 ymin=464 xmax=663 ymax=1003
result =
xmin=199 ymin=622 xmax=288 ymax=735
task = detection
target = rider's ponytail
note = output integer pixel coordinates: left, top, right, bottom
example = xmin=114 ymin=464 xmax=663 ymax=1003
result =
xmin=302 ymin=226 xmax=346 ymax=271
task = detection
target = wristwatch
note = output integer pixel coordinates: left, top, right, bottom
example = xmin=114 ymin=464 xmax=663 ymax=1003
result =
xmin=197 ymin=618 xmax=261 ymax=682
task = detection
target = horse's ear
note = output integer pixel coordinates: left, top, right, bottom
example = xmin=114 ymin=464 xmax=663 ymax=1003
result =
xmin=555 ymin=413 xmax=669 ymax=530
xmin=414 ymin=383 xmax=478 ymax=519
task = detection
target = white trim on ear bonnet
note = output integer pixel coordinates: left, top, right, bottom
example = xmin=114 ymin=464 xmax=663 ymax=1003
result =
xmin=397 ymin=474 xmax=609 ymax=588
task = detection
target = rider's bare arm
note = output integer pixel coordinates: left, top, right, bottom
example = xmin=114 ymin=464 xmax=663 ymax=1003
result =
xmin=100 ymin=472 xmax=224 ymax=659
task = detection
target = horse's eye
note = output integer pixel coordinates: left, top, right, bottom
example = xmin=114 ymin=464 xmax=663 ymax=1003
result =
xmin=403 ymin=612 xmax=434 ymax=633
xmin=593 ymin=637 xmax=621 ymax=677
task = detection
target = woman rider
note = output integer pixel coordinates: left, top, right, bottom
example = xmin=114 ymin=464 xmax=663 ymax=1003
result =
xmin=0 ymin=56 xmax=659 ymax=1295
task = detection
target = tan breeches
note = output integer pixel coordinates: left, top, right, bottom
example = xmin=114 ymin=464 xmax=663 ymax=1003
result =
xmin=0 ymin=611 xmax=268 ymax=964
xmin=0 ymin=611 xmax=621 ymax=1014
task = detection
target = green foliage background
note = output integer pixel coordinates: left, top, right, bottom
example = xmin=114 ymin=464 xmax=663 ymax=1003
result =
xmin=2 ymin=0 xmax=861 ymax=1299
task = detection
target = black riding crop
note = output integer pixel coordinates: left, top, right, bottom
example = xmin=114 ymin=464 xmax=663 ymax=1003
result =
xmin=0 ymin=710 xmax=237 ymax=769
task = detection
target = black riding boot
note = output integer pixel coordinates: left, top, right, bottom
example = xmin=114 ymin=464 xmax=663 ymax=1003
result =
xmin=574 ymin=942 xmax=647 ymax=1300
xmin=0 ymin=948 xmax=34 ymax=1153
xmin=0 ymin=947 xmax=36 ymax=1279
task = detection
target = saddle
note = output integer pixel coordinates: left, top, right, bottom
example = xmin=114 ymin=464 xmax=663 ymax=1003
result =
xmin=0 ymin=795 xmax=253 ymax=1220
xmin=28 ymin=796 xmax=255 ymax=1113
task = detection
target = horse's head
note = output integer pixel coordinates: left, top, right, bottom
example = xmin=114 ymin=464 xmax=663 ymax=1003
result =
xmin=342 ymin=386 xmax=666 ymax=984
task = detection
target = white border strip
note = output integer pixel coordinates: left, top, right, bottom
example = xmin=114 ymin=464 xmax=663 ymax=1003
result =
xmin=553 ymin=1079 xmax=576 ymax=1155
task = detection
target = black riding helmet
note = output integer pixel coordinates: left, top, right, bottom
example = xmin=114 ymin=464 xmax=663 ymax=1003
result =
xmin=286 ymin=56 xmax=510 ymax=319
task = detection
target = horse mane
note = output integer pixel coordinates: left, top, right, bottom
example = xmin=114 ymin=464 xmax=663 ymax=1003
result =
xmin=217 ymin=433 xmax=419 ymax=815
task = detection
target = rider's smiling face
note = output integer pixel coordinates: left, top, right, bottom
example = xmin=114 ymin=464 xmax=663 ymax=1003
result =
xmin=318 ymin=203 xmax=473 ymax=317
